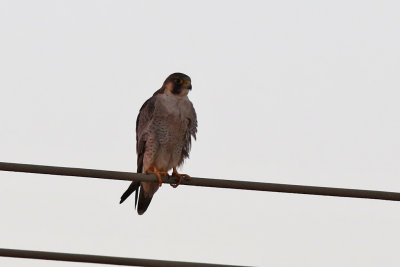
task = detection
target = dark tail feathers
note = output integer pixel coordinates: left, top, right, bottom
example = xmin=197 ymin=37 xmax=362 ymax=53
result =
xmin=120 ymin=182 xmax=152 ymax=215
xmin=137 ymin=186 xmax=153 ymax=215
xmin=120 ymin=182 xmax=139 ymax=206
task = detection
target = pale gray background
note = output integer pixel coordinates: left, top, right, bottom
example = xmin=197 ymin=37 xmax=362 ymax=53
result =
xmin=1 ymin=1 xmax=399 ymax=266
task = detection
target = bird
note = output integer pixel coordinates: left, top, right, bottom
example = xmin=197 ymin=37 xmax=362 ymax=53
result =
xmin=120 ymin=73 xmax=197 ymax=215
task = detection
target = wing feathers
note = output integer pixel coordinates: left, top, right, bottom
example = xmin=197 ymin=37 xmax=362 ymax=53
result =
xmin=119 ymin=182 xmax=139 ymax=204
xmin=120 ymin=96 xmax=158 ymax=213
xmin=136 ymin=96 xmax=157 ymax=171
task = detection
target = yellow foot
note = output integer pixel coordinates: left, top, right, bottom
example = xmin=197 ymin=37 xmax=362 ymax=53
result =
xmin=171 ymin=167 xmax=191 ymax=188
xmin=146 ymin=165 xmax=168 ymax=187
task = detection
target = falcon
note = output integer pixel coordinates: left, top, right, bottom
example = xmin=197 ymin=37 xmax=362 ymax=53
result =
xmin=120 ymin=73 xmax=197 ymax=215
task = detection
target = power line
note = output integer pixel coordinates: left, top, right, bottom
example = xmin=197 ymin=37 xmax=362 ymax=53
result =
xmin=0 ymin=248 xmax=245 ymax=267
xmin=1 ymin=161 xmax=400 ymax=201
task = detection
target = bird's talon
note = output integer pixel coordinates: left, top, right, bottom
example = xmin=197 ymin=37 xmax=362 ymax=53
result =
xmin=171 ymin=175 xmax=182 ymax=188
xmin=182 ymin=174 xmax=191 ymax=181
xmin=170 ymin=168 xmax=191 ymax=188
xmin=156 ymin=173 xmax=163 ymax=187
xmin=146 ymin=167 xmax=167 ymax=187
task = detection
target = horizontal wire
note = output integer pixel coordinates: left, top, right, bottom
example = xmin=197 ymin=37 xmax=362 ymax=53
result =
xmin=1 ymin=161 xmax=400 ymax=201
xmin=0 ymin=248 xmax=246 ymax=267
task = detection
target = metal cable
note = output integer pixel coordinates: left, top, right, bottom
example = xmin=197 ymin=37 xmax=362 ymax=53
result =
xmin=1 ymin=161 xmax=400 ymax=201
xmin=0 ymin=248 xmax=246 ymax=267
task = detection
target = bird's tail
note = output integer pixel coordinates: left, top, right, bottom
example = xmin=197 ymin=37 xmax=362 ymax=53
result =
xmin=120 ymin=181 xmax=140 ymax=206
xmin=137 ymin=185 xmax=153 ymax=215
xmin=120 ymin=182 xmax=153 ymax=215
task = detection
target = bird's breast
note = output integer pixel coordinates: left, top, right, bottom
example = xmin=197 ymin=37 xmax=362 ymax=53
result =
xmin=159 ymin=94 xmax=192 ymax=122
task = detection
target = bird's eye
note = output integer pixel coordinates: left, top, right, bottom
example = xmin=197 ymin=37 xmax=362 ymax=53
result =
xmin=176 ymin=79 xmax=183 ymax=84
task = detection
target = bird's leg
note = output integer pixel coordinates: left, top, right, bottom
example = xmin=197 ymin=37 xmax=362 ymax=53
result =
xmin=171 ymin=167 xmax=191 ymax=188
xmin=145 ymin=165 xmax=168 ymax=187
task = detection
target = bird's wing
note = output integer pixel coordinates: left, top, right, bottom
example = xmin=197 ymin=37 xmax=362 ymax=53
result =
xmin=119 ymin=95 xmax=157 ymax=206
xmin=188 ymin=102 xmax=198 ymax=139
xmin=136 ymin=95 xmax=157 ymax=173
xmin=181 ymin=102 xmax=198 ymax=160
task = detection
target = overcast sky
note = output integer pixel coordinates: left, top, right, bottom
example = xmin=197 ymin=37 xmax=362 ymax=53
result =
xmin=1 ymin=1 xmax=400 ymax=266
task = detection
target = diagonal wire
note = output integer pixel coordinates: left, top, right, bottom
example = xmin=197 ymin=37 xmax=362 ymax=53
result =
xmin=0 ymin=161 xmax=400 ymax=201
xmin=0 ymin=248 xmax=247 ymax=267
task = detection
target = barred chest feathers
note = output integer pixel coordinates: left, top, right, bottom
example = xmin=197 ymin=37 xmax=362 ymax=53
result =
xmin=151 ymin=92 xmax=193 ymax=170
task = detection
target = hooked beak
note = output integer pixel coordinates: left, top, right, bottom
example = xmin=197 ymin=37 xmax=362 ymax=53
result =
xmin=184 ymin=80 xmax=192 ymax=90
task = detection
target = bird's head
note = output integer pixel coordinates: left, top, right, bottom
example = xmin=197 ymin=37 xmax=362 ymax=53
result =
xmin=163 ymin=73 xmax=192 ymax=97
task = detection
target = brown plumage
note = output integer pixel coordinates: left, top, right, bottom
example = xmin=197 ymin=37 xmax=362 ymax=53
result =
xmin=120 ymin=73 xmax=197 ymax=215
